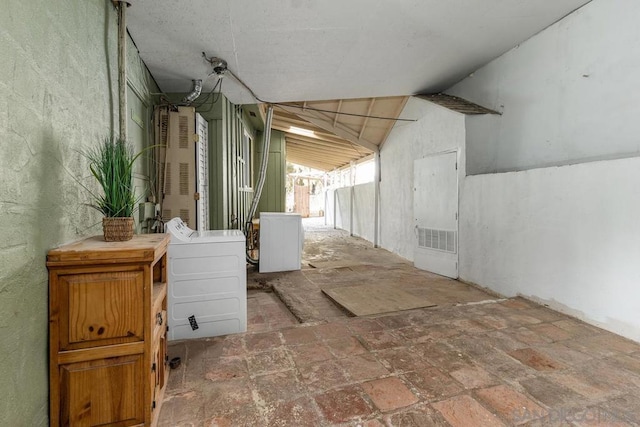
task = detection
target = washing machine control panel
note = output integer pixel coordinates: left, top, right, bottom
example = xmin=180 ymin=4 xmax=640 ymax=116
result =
xmin=166 ymin=217 xmax=195 ymax=242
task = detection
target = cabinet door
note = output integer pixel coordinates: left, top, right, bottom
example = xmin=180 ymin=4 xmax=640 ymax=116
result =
xmin=150 ymin=335 xmax=168 ymax=423
xmin=59 ymin=355 xmax=144 ymax=426
xmin=58 ymin=270 xmax=145 ymax=350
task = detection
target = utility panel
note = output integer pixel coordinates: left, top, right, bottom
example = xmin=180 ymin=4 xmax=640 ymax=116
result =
xmin=154 ymin=106 xmax=209 ymax=230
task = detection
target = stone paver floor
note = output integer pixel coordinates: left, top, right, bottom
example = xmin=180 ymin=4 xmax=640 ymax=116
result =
xmin=160 ymin=219 xmax=640 ymax=426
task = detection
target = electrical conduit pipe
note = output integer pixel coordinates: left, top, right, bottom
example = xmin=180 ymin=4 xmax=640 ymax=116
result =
xmin=245 ymin=105 xmax=274 ymax=264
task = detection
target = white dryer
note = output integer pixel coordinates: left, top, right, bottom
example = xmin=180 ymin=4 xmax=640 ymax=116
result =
xmin=259 ymin=212 xmax=303 ymax=273
xmin=165 ymin=218 xmax=247 ymax=341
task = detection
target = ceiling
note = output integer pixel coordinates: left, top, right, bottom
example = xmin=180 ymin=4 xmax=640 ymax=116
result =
xmin=126 ymin=0 xmax=591 ymax=170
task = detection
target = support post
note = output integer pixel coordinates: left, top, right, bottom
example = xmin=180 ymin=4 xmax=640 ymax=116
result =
xmin=323 ymin=174 xmax=328 ymax=226
xmin=350 ymin=185 xmax=354 ymax=237
xmin=349 ymin=161 xmax=355 ymax=236
xmin=374 ymin=151 xmax=380 ymax=248
xmin=116 ymin=1 xmax=128 ymax=140
xmin=333 ymin=189 xmax=337 ymax=230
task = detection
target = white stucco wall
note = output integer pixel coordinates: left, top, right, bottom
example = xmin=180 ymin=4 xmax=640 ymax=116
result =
xmin=352 ymin=183 xmax=375 ymax=242
xmin=461 ymin=157 xmax=640 ymax=341
xmin=326 ymin=183 xmax=376 ymax=242
xmin=379 ymin=97 xmax=465 ymax=261
xmin=450 ymin=0 xmax=640 ymax=341
xmin=332 ymin=187 xmax=350 ymax=231
xmin=449 ymin=0 xmax=640 ymax=174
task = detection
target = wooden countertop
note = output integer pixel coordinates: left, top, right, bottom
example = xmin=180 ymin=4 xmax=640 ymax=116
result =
xmin=47 ymin=234 xmax=170 ymax=267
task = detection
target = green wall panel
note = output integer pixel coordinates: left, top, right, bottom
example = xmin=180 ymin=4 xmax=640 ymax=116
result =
xmin=195 ymin=95 xmax=257 ymax=230
xmin=0 ymin=1 xmax=158 ymax=424
xmin=256 ymin=130 xmax=286 ymax=214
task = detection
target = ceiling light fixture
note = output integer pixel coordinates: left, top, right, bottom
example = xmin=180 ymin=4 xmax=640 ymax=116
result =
xmin=288 ymin=126 xmax=315 ymax=138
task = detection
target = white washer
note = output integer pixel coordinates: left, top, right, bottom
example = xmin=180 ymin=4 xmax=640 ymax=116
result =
xmin=165 ymin=218 xmax=247 ymax=341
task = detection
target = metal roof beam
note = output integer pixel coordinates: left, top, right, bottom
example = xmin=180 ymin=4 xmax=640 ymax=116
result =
xmin=272 ymin=122 xmax=355 ymax=145
xmin=286 ymin=144 xmax=358 ymax=161
xmin=276 ymin=104 xmax=379 ymax=153
xmin=379 ymin=96 xmax=409 ymax=149
xmin=358 ymin=98 xmax=375 ymax=139
xmin=333 ymin=99 xmax=343 ymax=127
xmin=284 ymin=134 xmax=362 ymax=152
xmin=286 ymin=155 xmax=343 ymax=171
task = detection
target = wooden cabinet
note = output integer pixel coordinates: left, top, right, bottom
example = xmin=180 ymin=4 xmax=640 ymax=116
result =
xmin=48 ymin=234 xmax=170 ymax=427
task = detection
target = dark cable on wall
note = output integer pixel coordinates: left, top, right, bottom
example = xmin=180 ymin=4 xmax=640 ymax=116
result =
xmin=195 ymin=78 xmax=224 ymax=113
xmin=192 ymin=76 xmax=221 ymax=109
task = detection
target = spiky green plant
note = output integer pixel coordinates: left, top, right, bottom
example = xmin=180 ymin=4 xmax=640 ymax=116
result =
xmin=84 ymin=137 xmax=146 ymax=217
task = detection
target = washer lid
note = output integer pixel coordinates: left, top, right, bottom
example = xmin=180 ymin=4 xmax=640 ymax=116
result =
xmin=189 ymin=229 xmax=246 ymax=243
xmin=166 ymin=217 xmax=246 ymax=243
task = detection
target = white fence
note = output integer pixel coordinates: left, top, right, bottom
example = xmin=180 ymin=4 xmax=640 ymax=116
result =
xmin=325 ymin=182 xmax=375 ymax=243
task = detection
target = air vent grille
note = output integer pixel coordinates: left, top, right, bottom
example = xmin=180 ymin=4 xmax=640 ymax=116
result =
xmin=179 ymin=116 xmax=189 ymax=148
xmin=179 ymin=209 xmax=190 ymax=224
xmin=179 ymin=163 xmax=189 ymax=195
xmin=418 ymin=228 xmax=457 ymax=253
xmin=160 ymin=113 xmax=169 ymax=147
xmin=164 ymin=163 xmax=171 ymax=195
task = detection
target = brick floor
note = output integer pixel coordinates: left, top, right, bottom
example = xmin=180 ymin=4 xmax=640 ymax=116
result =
xmin=159 ymin=222 xmax=640 ymax=426
xmin=449 ymin=365 xmax=499 ymax=389
xmin=361 ymin=377 xmax=419 ymax=412
xmin=314 ymin=386 xmax=374 ymax=423
xmin=475 ymin=385 xmax=547 ymax=425
xmin=432 ymin=394 xmax=507 ymax=427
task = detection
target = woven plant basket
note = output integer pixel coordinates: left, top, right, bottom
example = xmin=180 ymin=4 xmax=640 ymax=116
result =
xmin=102 ymin=217 xmax=134 ymax=242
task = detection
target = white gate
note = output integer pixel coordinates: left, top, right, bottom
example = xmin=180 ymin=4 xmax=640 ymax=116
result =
xmin=413 ymin=151 xmax=459 ymax=278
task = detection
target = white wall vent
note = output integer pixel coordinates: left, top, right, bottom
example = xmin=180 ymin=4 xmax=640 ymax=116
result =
xmin=418 ymin=227 xmax=457 ymax=253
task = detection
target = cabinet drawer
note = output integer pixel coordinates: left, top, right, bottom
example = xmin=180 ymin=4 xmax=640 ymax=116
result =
xmin=58 ymin=355 xmax=145 ymax=426
xmin=57 ymin=271 xmax=144 ymax=350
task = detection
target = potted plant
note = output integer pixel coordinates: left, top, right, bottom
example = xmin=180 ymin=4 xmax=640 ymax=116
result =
xmin=84 ymin=136 xmax=146 ymax=241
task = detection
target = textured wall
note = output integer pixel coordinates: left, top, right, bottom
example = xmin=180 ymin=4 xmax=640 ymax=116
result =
xmin=257 ymin=130 xmax=286 ymax=215
xmin=460 ymin=157 xmax=640 ymax=342
xmin=379 ymin=98 xmax=465 ymax=261
xmin=0 ymin=1 xmax=158 ymax=423
xmin=326 ymin=183 xmax=376 ymax=242
xmin=334 ymin=187 xmax=351 ymax=231
xmin=209 ymin=97 xmax=258 ymax=229
xmin=330 ymin=94 xmax=467 ymax=257
xmin=449 ymin=0 xmax=640 ymax=174
xmin=451 ymin=0 xmax=640 ymax=342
